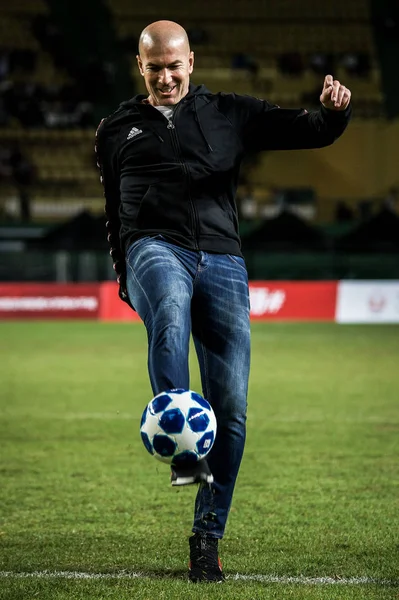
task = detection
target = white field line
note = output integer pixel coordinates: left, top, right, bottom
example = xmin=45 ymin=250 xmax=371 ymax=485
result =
xmin=0 ymin=571 xmax=397 ymax=586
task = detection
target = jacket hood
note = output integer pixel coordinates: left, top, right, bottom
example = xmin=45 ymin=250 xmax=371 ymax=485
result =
xmin=118 ymin=83 xmax=212 ymax=110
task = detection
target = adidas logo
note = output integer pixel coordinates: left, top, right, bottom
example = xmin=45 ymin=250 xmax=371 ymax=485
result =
xmin=127 ymin=126 xmax=143 ymax=140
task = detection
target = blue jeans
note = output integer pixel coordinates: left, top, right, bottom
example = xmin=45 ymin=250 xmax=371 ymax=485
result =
xmin=126 ymin=236 xmax=250 ymax=538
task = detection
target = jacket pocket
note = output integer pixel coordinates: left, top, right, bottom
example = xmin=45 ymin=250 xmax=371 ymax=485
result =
xmin=136 ymin=185 xmax=152 ymax=222
xmin=121 ymin=183 xmax=150 ymax=221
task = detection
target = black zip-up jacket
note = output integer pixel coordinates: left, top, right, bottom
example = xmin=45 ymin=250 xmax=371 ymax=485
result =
xmin=95 ymin=83 xmax=351 ymax=305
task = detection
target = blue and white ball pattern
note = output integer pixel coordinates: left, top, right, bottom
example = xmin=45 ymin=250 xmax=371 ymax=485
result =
xmin=140 ymin=389 xmax=217 ymax=465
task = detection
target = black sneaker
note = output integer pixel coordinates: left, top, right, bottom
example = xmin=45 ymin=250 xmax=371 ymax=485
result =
xmin=189 ymin=533 xmax=225 ymax=583
xmin=171 ymin=458 xmax=213 ymax=486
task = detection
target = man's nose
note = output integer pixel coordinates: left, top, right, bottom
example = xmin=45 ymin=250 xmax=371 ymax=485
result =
xmin=158 ymin=69 xmax=172 ymax=85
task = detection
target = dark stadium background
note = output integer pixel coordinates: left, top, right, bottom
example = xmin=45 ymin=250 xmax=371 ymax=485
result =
xmin=0 ymin=0 xmax=398 ymax=284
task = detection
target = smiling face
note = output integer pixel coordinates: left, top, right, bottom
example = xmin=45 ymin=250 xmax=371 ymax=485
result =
xmin=136 ymin=24 xmax=194 ymax=106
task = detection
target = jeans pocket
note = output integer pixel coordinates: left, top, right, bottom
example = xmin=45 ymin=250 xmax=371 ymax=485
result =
xmin=126 ymin=234 xmax=167 ymax=263
xmin=126 ymin=236 xmax=151 ymax=261
xmin=227 ymin=254 xmax=247 ymax=272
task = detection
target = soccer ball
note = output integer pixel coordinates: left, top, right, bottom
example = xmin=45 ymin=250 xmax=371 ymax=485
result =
xmin=140 ymin=389 xmax=217 ymax=465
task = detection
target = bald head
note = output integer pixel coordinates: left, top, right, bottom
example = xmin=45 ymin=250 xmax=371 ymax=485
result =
xmin=136 ymin=20 xmax=194 ymax=106
xmin=139 ymin=21 xmax=190 ymax=57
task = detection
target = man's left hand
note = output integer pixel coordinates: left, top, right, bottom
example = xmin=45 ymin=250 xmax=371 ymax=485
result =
xmin=320 ymin=74 xmax=351 ymax=111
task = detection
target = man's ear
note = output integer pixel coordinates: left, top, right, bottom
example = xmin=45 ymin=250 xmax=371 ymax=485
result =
xmin=188 ymin=51 xmax=194 ymax=75
xmin=136 ymin=55 xmax=144 ymax=76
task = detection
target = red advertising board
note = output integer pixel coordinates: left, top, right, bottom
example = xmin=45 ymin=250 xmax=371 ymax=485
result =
xmin=249 ymin=281 xmax=337 ymax=320
xmin=98 ymin=281 xmax=337 ymax=321
xmin=0 ymin=283 xmax=100 ymax=319
xmin=98 ymin=282 xmax=141 ymax=321
xmin=0 ymin=281 xmax=338 ymax=321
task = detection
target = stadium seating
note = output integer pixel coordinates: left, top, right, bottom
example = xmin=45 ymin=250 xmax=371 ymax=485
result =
xmin=0 ymin=0 xmax=393 ymax=223
xmin=108 ymin=0 xmax=382 ymax=117
xmin=0 ymin=0 xmax=102 ymax=218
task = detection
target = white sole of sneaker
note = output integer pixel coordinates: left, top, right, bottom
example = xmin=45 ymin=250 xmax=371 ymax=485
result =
xmin=171 ymin=474 xmax=214 ymax=486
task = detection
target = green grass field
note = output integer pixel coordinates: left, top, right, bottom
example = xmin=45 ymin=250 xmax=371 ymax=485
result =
xmin=0 ymin=321 xmax=398 ymax=600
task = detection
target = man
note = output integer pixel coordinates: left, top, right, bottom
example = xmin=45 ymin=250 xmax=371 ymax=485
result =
xmin=95 ymin=20 xmax=351 ymax=583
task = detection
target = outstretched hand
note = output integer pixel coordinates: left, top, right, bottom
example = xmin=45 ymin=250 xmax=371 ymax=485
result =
xmin=320 ymin=75 xmax=351 ymax=111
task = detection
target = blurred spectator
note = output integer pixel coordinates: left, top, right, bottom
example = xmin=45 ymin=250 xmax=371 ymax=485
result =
xmin=0 ymin=49 xmax=10 ymax=81
xmin=9 ymin=49 xmax=37 ymax=74
xmin=15 ymin=85 xmax=45 ymax=128
xmin=308 ymin=51 xmax=335 ymax=75
xmin=232 ymin=53 xmax=259 ymax=78
xmin=9 ymin=146 xmax=36 ymax=222
xmin=187 ymin=27 xmax=209 ymax=45
xmin=32 ymin=15 xmax=67 ymax=69
xmin=0 ymin=95 xmax=9 ymax=127
xmin=42 ymin=98 xmax=94 ymax=128
xmin=119 ymin=35 xmax=139 ymax=55
xmin=0 ymin=145 xmax=36 ymax=222
xmin=382 ymin=186 xmax=399 ymax=212
xmin=237 ymin=183 xmax=257 ymax=221
xmin=278 ymin=52 xmax=304 ymax=76
xmin=374 ymin=5 xmax=399 ymax=39
xmin=335 ymin=200 xmax=355 ymax=223
xmin=81 ymin=58 xmax=115 ymax=101
xmin=2 ymin=81 xmax=44 ymax=127
xmin=358 ymin=199 xmax=373 ymax=221
xmin=75 ymin=101 xmax=95 ymax=127
xmin=0 ymin=146 xmax=12 ymax=179
xmin=0 ymin=78 xmax=95 ymax=129
xmin=32 ymin=14 xmax=114 ymax=106
xmin=43 ymin=100 xmax=73 ymax=128
xmin=340 ymin=52 xmax=371 ymax=78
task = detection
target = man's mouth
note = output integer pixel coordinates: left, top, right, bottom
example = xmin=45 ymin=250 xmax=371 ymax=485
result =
xmin=159 ymin=86 xmax=177 ymax=94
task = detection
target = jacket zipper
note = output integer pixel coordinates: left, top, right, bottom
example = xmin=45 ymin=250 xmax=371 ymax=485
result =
xmin=167 ymin=104 xmax=200 ymax=250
